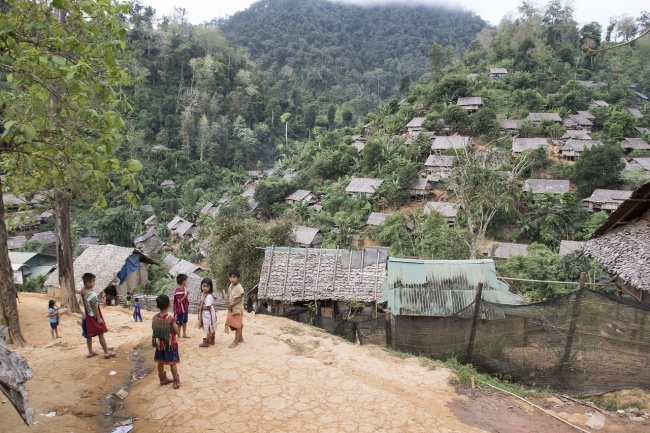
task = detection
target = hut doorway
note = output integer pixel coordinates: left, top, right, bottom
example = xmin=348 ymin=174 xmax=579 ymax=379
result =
xmin=104 ymin=286 xmax=118 ymax=306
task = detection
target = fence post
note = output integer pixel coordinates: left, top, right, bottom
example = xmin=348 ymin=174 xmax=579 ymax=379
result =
xmin=557 ymin=272 xmax=585 ymax=384
xmin=465 ymin=283 xmax=484 ymax=363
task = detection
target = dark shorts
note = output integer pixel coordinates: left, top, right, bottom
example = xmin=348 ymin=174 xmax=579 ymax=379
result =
xmin=154 ymin=348 xmax=180 ymax=365
xmin=50 ymin=322 xmax=58 ymax=330
xmin=81 ymin=318 xmax=87 ymax=338
xmin=174 ymin=312 xmax=188 ymax=325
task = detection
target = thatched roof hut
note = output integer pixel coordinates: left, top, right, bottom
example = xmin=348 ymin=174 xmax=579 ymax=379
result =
xmin=559 ymin=240 xmax=585 ymax=256
xmin=292 ymin=225 xmax=323 ymax=248
xmin=45 ymin=245 xmax=156 ymax=297
xmin=485 ymin=242 xmax=530 ymax=259
xmin=162 ymin=254 xmax=203 ymax=277
xmin=523 ymin=179 xmax=570 ymax=194
xmin=584 ymin=182 xmax=650 ymax=302
xmin=366 ymin=212 xmax=389 ymax=226
xmin=258 ymin=247 xmax=388 ymax=303
xmin=345 ymin=177 xmax=384 ymax=197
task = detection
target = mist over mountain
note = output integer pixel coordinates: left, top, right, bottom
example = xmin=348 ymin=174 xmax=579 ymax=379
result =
xmin=213 ymin=0 xmax=486 ymax=113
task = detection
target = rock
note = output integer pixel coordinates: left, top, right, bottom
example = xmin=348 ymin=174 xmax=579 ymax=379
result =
xmin=585 ymin=412 xmax=606 ymax=430
xmin=114 ymin=390 xmax=128 ymax=400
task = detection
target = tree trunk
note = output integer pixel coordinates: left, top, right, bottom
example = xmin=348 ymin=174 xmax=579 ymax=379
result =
xmin=54 ymin=191 xmax=80 ymax=313
xmin=0 ymin=182 xmax=26 ymax=346
xmin=285 ymin=122 xmax=288 ymax=148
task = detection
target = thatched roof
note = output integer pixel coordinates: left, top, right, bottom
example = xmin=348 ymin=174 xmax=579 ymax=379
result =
xmin=282 ymin=171 xmax=297 ymax=183
xmin=626 ymin=108 xmax=643 ymax=118
xmin=584 ymin=182 xmax=650 ymax=293
xmin=634 ymin=91 xmax=649 ymax=101
xmin=292 ymin=225 xmax=322 ymax=246
xmin=160 ymin=180 xmax=175 ymax=188
xmin=406 ymin=117 xmax=426 ymax=128
xmin=576 ymin=111 xmax=595 ymax=120
xmin=425 ymin=155 xmax=454 ymax=167
xmin=30 ymin=231 xmax=56 ymax=245
xmin=564 ymin=114 xmax=593 ymax=127
xmin=424 ymin=202 xmax=460 ymax=218
xmin=7 ymin=235 xmax=27 ymax=250
xmin=345 ymin=177 xmax=384 ymax=195
xmin=526 ymin=113 xmax=562 ymax=123
xmin=523 ymin=179 xmax=570 ymax=194
xmin=583 ymin=189 xmax=632 ymax=204
xmin=367 ymin=212 xmax=389 ymax=226
xmin=457 ymin=97 xmax=483 ymax=106
xmin=285 ymin=189 xmax=315 ymax=203
xmin=498 ymin=119 xmax=520 ymax=130
xmin=560 ymin=139 xmax=602 ymax=152
xmin=631 ymin=158 xmax=650 ymax=172
xmin=258 ymin=247 xmax=388 ymax=302
xmin=409 ymin=178 xmax=431 ymax=193
xmin=635 ymin=127 xmax=650 ymax=135
xmin=151 ymin=145 xmax=168 ymax=152
xmin=45 ymin=245 xmax=155 ymax=292
xmin=162 ymin=254 xmax=202 ymax=276
xmin=487 ymin=242 xmax=530 ymax=259
xmin=559 ymin=129 xmax=591 ymax=140
xmin=167 ymin=216 xmax=195 ymax=237
xmin=590 ymin=100 xmax=609 ymax=108
xmin=431 ymin=136 xmax=471 ymax=151
xmin=144 ymin=215 xmax=156 ymax=225
xmin=621 ymin=138 xmax=650 ymax=151
xmin=559 ymin=240 xmax=585 ymax=256
xmin=241 ymin=185 xmax=256 ymax=198
xmin=489 ymin=67 xmax=508 ymax=74
xmin=512 ymin=138 xmax=547 ymax=153
xmin=134 ymin=229 xmax=159 ymax=244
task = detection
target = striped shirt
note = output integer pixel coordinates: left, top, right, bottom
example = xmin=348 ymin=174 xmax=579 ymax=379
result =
xmin=173 ymin=287 xmax=189 ymax=314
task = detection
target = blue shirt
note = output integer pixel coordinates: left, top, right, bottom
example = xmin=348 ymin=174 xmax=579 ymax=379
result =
xmin=134 ymin=302 xmax=141 ymax=314
xmin=48 ymin=308 xmax=58 ymax=324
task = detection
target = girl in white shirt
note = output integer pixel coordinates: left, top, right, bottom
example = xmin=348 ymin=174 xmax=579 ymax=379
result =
xmin=198 ymin=278 xmax=217 ymax=347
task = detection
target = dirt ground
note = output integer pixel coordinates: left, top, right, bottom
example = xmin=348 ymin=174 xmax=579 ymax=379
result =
xmin=1 ymin=293 xmax=648 ymax=433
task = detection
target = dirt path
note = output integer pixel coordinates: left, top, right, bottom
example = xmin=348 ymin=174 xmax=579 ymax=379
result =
xmin=2 ymin=293 xmax=648 ymax=432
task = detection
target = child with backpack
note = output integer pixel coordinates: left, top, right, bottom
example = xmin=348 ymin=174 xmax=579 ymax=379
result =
xmin=152 ymin=294 xmax=180 ymax=389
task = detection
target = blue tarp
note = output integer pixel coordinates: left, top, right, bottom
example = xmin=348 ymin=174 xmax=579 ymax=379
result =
xmin=118 ymin=254 xmax=141 ymax=284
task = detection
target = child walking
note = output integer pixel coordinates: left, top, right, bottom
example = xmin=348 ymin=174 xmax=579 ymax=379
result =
xmin=226 ymin=268 xmax=245 ymax=348
xmin=198 ymin=278 xmax=217 ymax=347
xmin=80 ymin=273 xmax=115 ymax=359
xmin=133 ymin=298 xmax=143 ymax=322
xmin=125 ymin=292 xmax=132 ymax=310
xmin=173 ymin=274 xmax=190 ymax=338
xmin=47 ymin=299 xmax=60 ymax=339
xmin=152 ymin=294 xmax=180 ymax=389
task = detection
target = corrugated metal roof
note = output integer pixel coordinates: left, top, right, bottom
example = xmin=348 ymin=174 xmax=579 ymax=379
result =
xmin=381 ymin=257 xmax=526 ymax=319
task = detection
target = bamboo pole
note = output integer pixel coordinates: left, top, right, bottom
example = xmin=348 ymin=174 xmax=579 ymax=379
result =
xmin=262 ymin=245 xmax=274 ymax=297
xmin=465 ymin=282 xmax=484 ymax=362
xmin=301 ymin=248 xmax=308 ymax=300
xmin=557 ymin=272 xmax=585 ymax=383
xmin=315 ymin=246 xmax=323 ymax=301
xmin=498 ymin=277 xmax=615 ymax=287
xmin=281 ymin=248 xmax=291 ymax=299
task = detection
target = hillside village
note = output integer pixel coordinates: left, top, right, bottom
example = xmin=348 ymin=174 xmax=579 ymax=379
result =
xmin=2 ymin=0 xmax=650 ymax=428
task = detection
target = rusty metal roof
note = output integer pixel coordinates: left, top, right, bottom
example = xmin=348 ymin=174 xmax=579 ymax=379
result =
xmin=380 ymin=257 xmax=526 ymax=318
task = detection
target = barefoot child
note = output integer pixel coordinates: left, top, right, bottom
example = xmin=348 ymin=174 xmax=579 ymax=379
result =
xmin=198 ymin=278 xmax=217 ymax=348
xmin=80 ymin=273 xmax=115 ymax=359
xmin=173 ymin=274 xmax=190 ymax=338
xmin=152 ymin=294 xmax=181 ymax=389
xmin=133 ymin=298 xmax=143 ymax=322
xmin=226 ymin=269 xmax=245 ymax=348
xmin=47 ymin=299 xmax=60 ymax=339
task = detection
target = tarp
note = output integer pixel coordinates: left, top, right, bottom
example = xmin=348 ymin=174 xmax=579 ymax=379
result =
xmin=117 ymin=254 xmax=141 ymax=284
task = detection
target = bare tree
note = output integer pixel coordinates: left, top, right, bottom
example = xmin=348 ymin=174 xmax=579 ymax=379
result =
xmin=447 ymin=148 xmax=529 ymax=259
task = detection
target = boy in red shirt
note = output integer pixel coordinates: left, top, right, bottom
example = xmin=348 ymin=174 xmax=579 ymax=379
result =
xmin=173 ymin=274 xmax=190 ymax=339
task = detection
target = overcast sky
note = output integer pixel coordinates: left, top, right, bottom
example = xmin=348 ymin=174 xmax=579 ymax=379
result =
xmin=140 ymin=0 xmax=645 ymax=29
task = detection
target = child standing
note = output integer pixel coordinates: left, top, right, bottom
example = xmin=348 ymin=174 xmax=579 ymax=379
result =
xmin=152 ymin=294 xmax=180 ymax=389
xmin=198 ymin=278 xmax=217 ymax=347
xmin=125 ymin=292 xmax=132 ymax=310
xmin=226 ymin=268 xmax=245 ymax=348
xmin=173 ymin=274 xmax=190 ymax=338
xmin=80 ymin=273 xmax=115 ymax=359
xmin=133 ymin=298 xmax=143 ymax=322
xmin=47 ymin=299 xmax=60 ymax=339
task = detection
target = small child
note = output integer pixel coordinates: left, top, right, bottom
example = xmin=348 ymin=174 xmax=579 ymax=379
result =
xmin=80 ymin=273 xmax=115 ymax=359
xmin=47 ymin=299 xmax=60 ymax=339
xmin=133 ymin=298 xmax=143 ymax=322
xmin=198 ymin=278 xmax=217 ymax=348
xmin=152 ymin=294 xmax=180 ymax=389
xmin=173 ymin=274 xmax=190 ymax=338
xmin=226 ymin=268 xmax=245 ymax=348
xmin=125 ymin=292 xmax=132 ymax=310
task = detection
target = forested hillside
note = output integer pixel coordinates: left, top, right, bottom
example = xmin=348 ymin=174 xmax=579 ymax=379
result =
xmin=215 ymin=0 xmax=486 ymax=122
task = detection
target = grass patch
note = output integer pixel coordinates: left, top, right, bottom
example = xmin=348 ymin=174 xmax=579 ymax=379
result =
xmin=282 ymin=326 xmax=303 ymax=336
xmin=288 ymin=343 xmax=305 ymax=355
xmin=586 ymin=397 xmax=645 ymax=411
xmin=383 ymin=348 xmax=415 ymax=359
xmin=418 ymin=356 xmax=441 ymax=370
xmin=444 ymin=357 xmax=549 ymax=398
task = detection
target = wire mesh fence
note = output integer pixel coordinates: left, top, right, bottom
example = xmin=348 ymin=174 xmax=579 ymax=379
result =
xmin=260 ymin=288 xmax=650 ymax=396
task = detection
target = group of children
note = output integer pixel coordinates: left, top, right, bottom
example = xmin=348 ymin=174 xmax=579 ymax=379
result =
xmin=48 ymin=268 xmax=246 ymax=391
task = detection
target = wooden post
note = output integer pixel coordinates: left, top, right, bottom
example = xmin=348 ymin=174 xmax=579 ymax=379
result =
xmin=557 ymin=272 xmax=586 ymax=383
xmin=465 ymin=283 xmax=484 ymax=363
xmin=390 ymin=313 xmax=397 ymax=350
xmin=262 ymin=246 xmax=274 ymax=297
xmin=301 ymin=249 xmax=308 ymax=300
